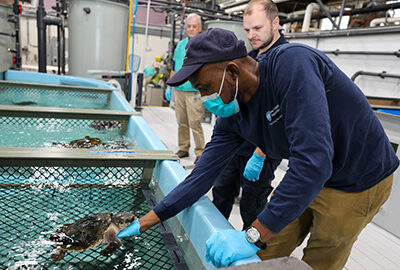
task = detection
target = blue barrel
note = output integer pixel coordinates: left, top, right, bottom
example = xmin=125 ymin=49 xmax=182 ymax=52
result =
xmin=377 ymin=109 xmax=400 ymax=116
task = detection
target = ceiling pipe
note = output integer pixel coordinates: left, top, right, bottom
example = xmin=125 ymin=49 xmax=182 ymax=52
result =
xmin=137 ymin=2 xmax=243 ymax=21
xmin=220 ymin=0 xmax=291 ymax=12
xmin=146 ymin=0 xmax=240 ymax=17
xmin=280 ymin=2 xmax=400 ymax=24
xmin=211 ymin=0 xmax=216 ymax=13
xmin=225 ymin=3 xmax=247 ymax=13
xmin=302 ymin=3 xmax=320 ymax=32
xmin=219 ymin=0 xmax=248 ymax=9
xmin=337 ymin=0 xmax=347 ymax=28
xmin=370 ymin=17 xmax=400 ymax=27
xmin=315 ymin=0 xmax=339 ymax=29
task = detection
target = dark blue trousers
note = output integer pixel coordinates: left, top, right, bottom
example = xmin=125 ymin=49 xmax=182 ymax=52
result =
xmin=212 ymin=154 xmax=280 ymax=229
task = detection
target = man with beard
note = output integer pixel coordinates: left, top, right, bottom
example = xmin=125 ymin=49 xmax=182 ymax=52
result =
xmin=211 ymin=0 xmax=285 ymax=231
xmin=244 ymin=0 xmax=282 ymax=58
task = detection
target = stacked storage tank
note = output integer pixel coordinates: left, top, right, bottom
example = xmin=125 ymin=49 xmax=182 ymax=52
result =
xmin=205 ymin=20 xmax=251 ymax=52
xmin=68 ymin=0 xmax=129 ymax=77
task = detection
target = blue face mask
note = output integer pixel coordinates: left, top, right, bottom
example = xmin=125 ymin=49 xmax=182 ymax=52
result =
xmin=200 ymin=67 xmax=240 ymax=118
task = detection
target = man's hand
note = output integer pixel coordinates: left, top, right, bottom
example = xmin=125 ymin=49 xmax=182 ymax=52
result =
xmin=117 ymin=210 xmax=161 ymax=238
xmin=117 ymin=219 xmax=140 ymax=238
xmin=243 ymin=152 xmax=266 ymax=181
xmin=205 ymin=230 xmax=259 ymax=268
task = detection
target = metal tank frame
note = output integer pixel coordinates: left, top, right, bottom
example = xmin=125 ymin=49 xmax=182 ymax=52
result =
xmin=2 ymin=70 xmax=261 ymax=269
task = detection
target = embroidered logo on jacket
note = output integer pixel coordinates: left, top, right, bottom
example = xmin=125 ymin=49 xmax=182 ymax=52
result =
xmin=266 ymin=111 xmax=272 ymax=121
xmin=266 ymin=105 xmax=282 ymax=126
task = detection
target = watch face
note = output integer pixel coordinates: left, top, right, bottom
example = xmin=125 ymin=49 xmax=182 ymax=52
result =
xmin=246 ymin=228 xmax=260 ymax=243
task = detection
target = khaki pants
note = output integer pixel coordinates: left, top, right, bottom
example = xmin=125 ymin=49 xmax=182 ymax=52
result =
xmin=174 ymin=90 xmax=205 ymax=156
xmin=143 ymin=77 xmax=152 ymax=104
xmin=258 ymin=174 xmax=393 ymax=270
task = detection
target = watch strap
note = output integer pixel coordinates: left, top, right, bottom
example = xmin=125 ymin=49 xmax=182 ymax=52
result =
xmin=245 ymin=227 xmax=267 ymax=250
xmin=254 ymin=239 xmax=267 ymax=250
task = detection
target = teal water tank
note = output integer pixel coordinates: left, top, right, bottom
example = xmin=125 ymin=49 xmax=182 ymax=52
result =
xmin=68 ymin=0 xmax=129 ymax=77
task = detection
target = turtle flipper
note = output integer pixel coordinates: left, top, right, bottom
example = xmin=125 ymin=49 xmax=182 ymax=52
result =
xmin=100 ymin=239 xmax=121 ymax=257
xmin=50 ymin=248 xmax=67 ymax=262
xmin=100 ymin=225 xmax=122 ymax=257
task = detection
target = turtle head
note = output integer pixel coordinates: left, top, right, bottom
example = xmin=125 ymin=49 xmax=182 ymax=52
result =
xmin=114 ymin=212 xmax=137 ymax=229
xmin=49 ymin=232 xmax=76 ymax=247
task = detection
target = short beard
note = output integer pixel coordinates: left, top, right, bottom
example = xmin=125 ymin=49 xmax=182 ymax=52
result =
xmin=258 ymin=35 xmax=274 ymax=51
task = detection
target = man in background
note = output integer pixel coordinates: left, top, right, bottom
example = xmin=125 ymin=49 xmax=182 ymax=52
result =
xmin=167 ymin=13 xmax=205 ymax=164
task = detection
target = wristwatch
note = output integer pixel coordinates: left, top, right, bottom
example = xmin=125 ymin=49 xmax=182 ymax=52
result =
xmin=245 ymin=227 xmax=267 ymax=250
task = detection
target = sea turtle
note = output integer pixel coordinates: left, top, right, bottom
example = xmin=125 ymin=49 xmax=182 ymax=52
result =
xmin=69 ymin=136 xmax=103 ymax=148
xmin=49 ymin=212 xmax=136 ymax=262
xmin=105 ymin=139 xmax=133 ymax=150
xmin=12 ymin=101 xmax=37 ymax=106
xmin=52 ymin=136 xmax=104 ymax=149
xmin=90 ymin=120 xmax=120 ymax=130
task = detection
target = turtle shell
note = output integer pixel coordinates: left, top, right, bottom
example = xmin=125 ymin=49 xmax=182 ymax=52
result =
xmin=69 ymin=136 xmax=103 ymax=148
xmin=50 ymin=213 xmax=114 ymax=251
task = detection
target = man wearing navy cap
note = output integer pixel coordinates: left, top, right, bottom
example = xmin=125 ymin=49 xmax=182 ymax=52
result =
xmin=118 ymin=28 xmax=399 ymax=269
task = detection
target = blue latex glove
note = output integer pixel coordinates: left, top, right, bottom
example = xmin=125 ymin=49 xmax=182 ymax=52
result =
xmin=243 ymin=152 xmax=266 ymax=182
xmin=165 ymin=87 xmax=171 ymax=101
xmin=117 ymin=219 xmax=140 ymax=238
xmin=205 ymin=230 xmax=259 ymax=268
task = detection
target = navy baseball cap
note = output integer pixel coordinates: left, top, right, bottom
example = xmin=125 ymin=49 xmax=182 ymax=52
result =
xmin=167 ymin=28 xmax=248 ymax=87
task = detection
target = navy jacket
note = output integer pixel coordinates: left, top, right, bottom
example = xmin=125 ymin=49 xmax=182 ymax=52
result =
xmin=154 ymin=43 xmax=399 ymax=233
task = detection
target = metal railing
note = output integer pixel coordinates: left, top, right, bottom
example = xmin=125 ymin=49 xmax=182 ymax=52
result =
xmin=351 ymin=71 xmax=400 ymax=81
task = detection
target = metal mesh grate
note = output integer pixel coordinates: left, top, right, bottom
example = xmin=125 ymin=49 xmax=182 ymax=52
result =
xmin=0 ymin=116 xmax=130 ymax=149
xmin=0 ymin=86 xmax=113 ymax=110
xmin=0 ymin=116 xmax=124 ymax=129
xmin=0 ymin=166 xmax=176 ymax=269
